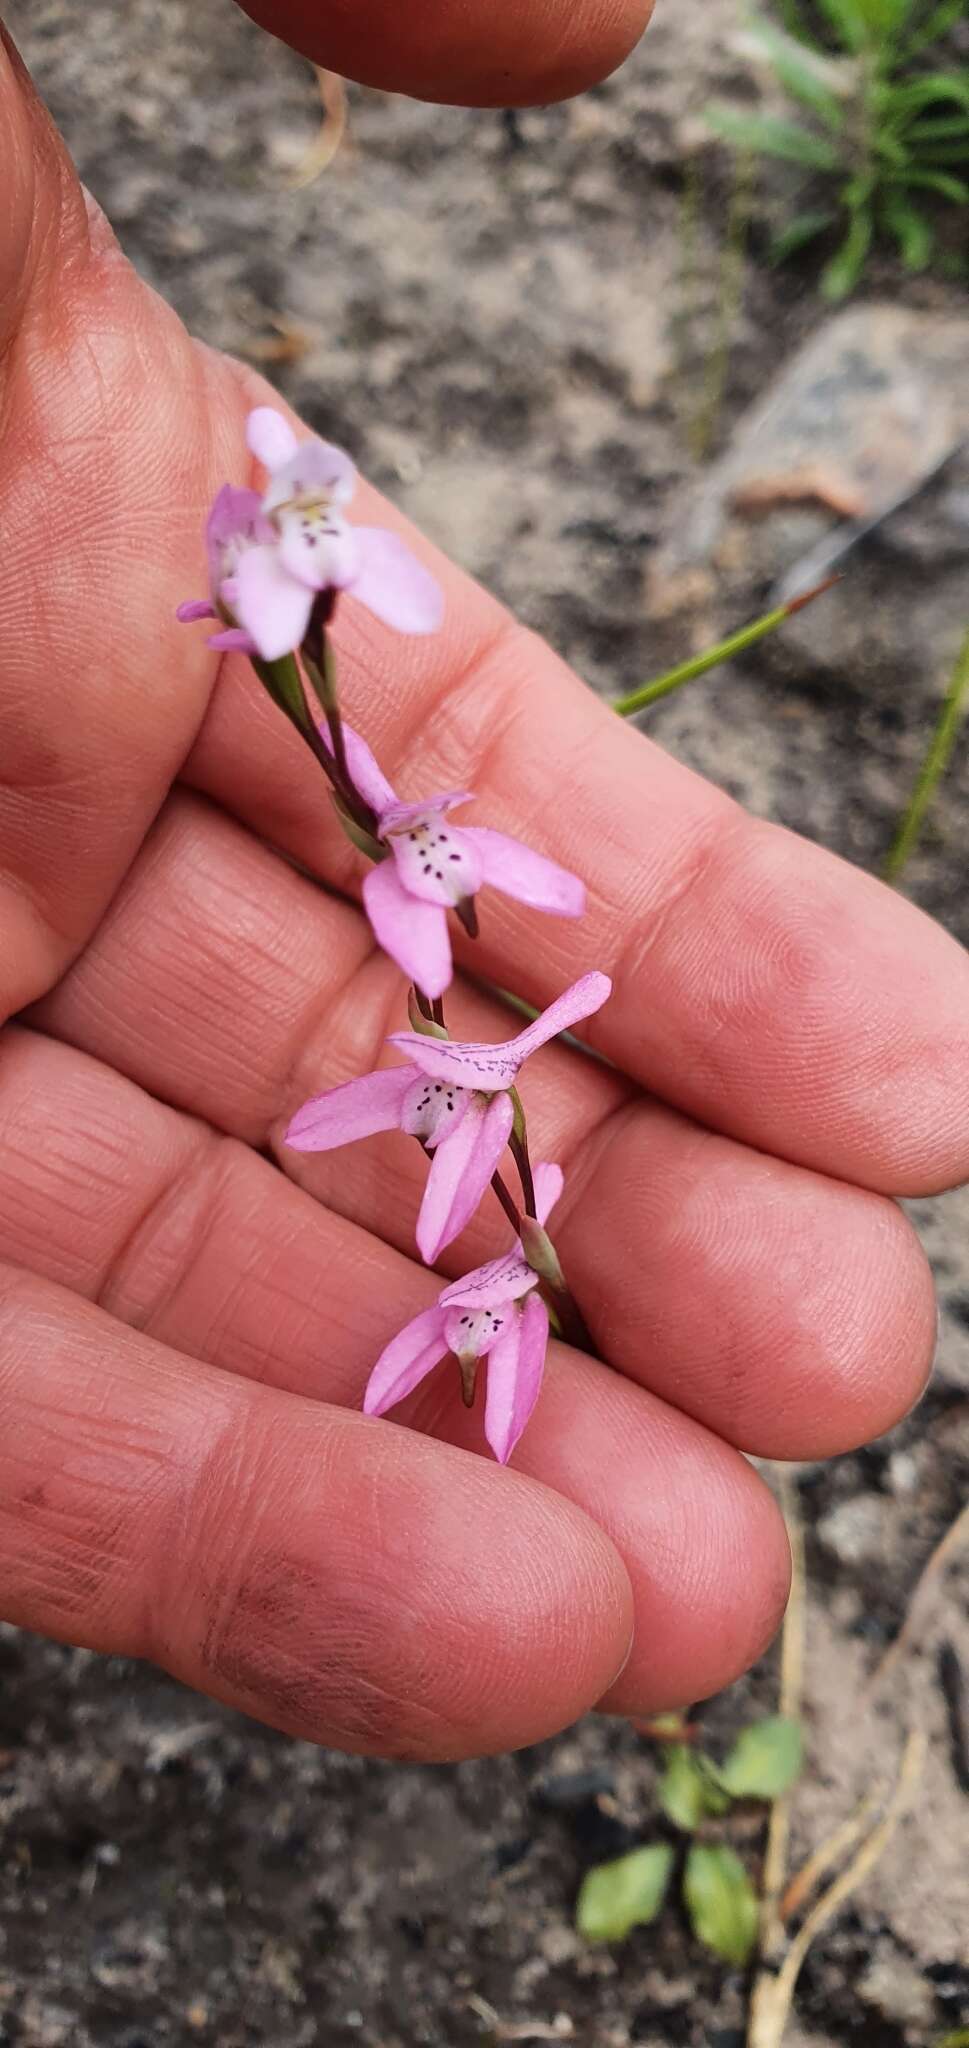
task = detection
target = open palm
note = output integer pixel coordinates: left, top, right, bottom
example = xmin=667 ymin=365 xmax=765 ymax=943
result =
xmin=1 ymin=8 xmax=965 ymax=1762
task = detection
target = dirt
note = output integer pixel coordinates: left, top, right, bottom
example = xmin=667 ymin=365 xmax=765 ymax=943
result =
xmin=2 ymin=1 xmax=968 ymax=2043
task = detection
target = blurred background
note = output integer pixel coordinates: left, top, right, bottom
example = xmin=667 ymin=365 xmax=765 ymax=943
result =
xmin=2 ymin=2 xmax=968 ymax=2043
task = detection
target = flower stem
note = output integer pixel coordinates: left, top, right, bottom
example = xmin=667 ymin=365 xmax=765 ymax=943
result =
xmin=883 ymin=625 xmax=969 ymax=883
xmin=490 ymin=1171 xmax=523 ymax=1235
xmin=611 ymin=575 xmax=840 ymax=719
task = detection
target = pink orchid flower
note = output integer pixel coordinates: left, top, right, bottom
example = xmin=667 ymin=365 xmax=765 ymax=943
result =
xmin=175 ymin=484 xmax=276 ymax=654
xmin=325 ymin=724 xmax=585 ymax=998
xmin=177 ymin=411 xmax=443 ymax=661
xmin=232 ymin=409 xmax=444 ymax=660
xmin=364 ymin=1163 xmax=564 ymax=1464
xmin=284 ymin=973 xmax=610 ymax=1264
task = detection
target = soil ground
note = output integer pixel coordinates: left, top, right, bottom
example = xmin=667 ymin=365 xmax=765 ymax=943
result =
xmin=2 ymin=2 xmax=968 ymax=2044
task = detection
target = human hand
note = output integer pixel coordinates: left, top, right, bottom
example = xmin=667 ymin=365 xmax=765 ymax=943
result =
xmin=1 ymin=5 xmax=965 ymax=1762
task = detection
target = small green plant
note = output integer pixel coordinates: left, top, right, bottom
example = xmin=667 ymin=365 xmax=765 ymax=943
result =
xmin=575 ymin=1715 xmax=803 ymax=1964
xmin=708 ymin=0 xmax=969 ymax=296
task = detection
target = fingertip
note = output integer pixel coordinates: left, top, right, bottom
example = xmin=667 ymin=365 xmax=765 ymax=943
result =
xmin=235 ymin=0 xmax=654 ymax=106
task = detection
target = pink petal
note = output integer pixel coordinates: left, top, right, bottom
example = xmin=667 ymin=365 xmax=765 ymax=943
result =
xmin=318 ymin=724 xmax=398 ymax=816
xmin=386 ymin=1031 xmax=522 ymax=1094
xmin=511 ymin=972 xmax=612 ymax=1060
xmin=364 ymin=1305 xmax=449 ymax=1417
xmin=532 ymin=1162 xmax=565 ymax=1228
xmin=349 ymin=527 xmax=445 ymax=635
xmin=284 ymin=1064 xmax=413 ymax=1150
xmin=246 ymin=407 xmax=300 ymax=472
xmin=440 ymin=1251 xmax=538 ymax=1312
xmin=416 ymin=1091 xmax=514 ymax=1265
xmin=484 ymin=1295 xmax=550 ymax=1464
xmin=363 ymin=862 xmax=453 ymax=1000
xmin=379 ymin=794 xmax=474 ymax=832
xmin=233 ymin=544 xmax=314 ymax=661
xmin=276 ymin=509 xmax=361 ymax=593
xmin=262 ymin=438 xmax=358 ymax=512
xmin=207 ymin=627 xmax=257 ymax=653
xmin=388 ymin=816 xmax=483 ymax=910
xmin=461 ymin=828 xmax=585 ymax=917
xmin=205 ymin=484 xmax=274 ymax=587
xmin=176 ymin=599 xmax=217 ymax=623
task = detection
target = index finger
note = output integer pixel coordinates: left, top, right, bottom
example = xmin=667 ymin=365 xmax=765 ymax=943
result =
xmin=235 ymin=0 xmax=655 ymax=105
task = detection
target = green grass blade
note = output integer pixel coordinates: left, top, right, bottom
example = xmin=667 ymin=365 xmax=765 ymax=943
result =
xmin=821 ymin=205 xmax=874 ymax=294
xmin=880 ymin=191 xmax=935 ymax=265
xmin=706 ymin=104 xmax=842 ymax=167
xmin=613 ymin=577 xmax=839 ymax=719
xmin=903 ymin=0 xmax=964 ymax=52
xmin=771 ymin=207 xmax=838 ymax=260
xmin=884 ymin=626 xmax=969 ymax=881
xmin=814 ymin=0 xmax=870 ymax=52
xmin=889 ymin=166 xmax=969 ymax=198
xmin=744 ymin=17 xmax=848 ymax=126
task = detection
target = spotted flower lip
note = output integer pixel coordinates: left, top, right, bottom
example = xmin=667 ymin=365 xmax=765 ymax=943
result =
xmin=231 ymin=409 xmax=444 ymax=660
xmin=322 ymin=724 xmax=586 ymax=999
xmin=388 ymin=972 xmax=612 ymax=1090
xmin=363 ymin=1163 xmax=564 ymax=1464
xmin=284 ymin=1063 xmax=514 ymax=1266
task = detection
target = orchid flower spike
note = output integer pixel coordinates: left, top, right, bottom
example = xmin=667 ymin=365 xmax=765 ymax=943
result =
xmin=284 ymin=974 xmax=610 ymax=1264
xmin=324 ymin=725 xmax=585 ymax=998
xmin=364 ymin=1164 xmax=565 ymax=1463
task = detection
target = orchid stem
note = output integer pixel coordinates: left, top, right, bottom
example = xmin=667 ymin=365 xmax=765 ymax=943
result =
xmin=491 ymin=1171 xmax=523 ymax=1235
xmin=543 ymin=1281 xmax=593 ymax=1355
xmin=612 ymin=575 xmax=840 ymax=719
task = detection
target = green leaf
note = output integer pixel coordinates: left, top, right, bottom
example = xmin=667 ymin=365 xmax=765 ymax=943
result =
xmin=713 ymin=1717 xmax=805 ymax=1800
xmin=576 ymin=1845 xmax=676 ymax=1943
xmin=814 ymin=0 xmax=870 ymax=53
xmin=684 ymin=1845 xmax=760 ymax=1966
xmin=903 ymin=0 xmax=964 ymax=53
xmin=659 ymin=1746 xmax=708 ymax=1830
xmin=890 ymin=166 xmax=969 ymax=200
xmin=888 ymin=73 xmax=969 ymax=118
xmin=821 ymin=205 xmax=874 ymax=294
xmin=907 ymin=111 xmax=969 ymax=141
xmin=881 ymin=192 xmax=935 ymax=266
xmin=936 ymin=2032 xmax=969 ymax=2048
xmin=743 ymin=18 xmax=847 ymax=127
xmin=770 ymin=206 xmax=837 ymax=259
xmin=706 ymin=105 xmax=842 ymax=167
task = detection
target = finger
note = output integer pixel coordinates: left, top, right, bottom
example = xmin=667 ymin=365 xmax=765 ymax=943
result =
xmin=0 ymin=1026 xmax=788 ymax=1711
xmin=0 ymin=1258 xmax=634 ymax=1757
xmin=234 ymin=0 xmax=655 ymax=105
xmin=184 ymin=373 xmax=969 ymax=1198
xmin=32 ymin=796 xmax=936 ymax=1459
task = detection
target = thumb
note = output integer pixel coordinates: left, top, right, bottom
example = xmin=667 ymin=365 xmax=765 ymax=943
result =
xmin=234 ymin=0 xmax=656 ymax=107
